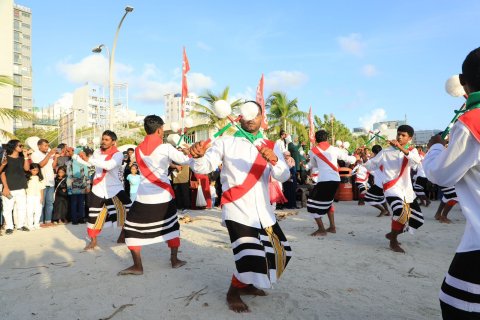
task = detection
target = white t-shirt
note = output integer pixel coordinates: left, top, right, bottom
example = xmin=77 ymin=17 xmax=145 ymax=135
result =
xmin=31 ymin=150 xmax=55 ymax=187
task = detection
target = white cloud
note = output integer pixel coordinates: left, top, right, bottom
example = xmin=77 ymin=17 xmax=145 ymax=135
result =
xmin=54 ymin=92 xmax=73 ymax=111
xmin=188 ymin=72 xmax=215 ymax=93
xmin=56 ymin=55 xmax=133 ymax=85
xmin=230 ymin=87 xmax=255 ymax=103
xmin=265 ymin=71 xmax=308 ymax=92
xmin=337 ymin=33 xmax=365 ymax=56
xmin=362 ymin=64 xmax=378 ymax=77
xmin=359 ymin=108 xmax=387 ymax=131
xmin=197 ymin=41 xmax=212 ymax=52
xmin=133 ymin=71 xmax=214 ymax=103
xmin=57 ymin=55 xmax=215 ymax=104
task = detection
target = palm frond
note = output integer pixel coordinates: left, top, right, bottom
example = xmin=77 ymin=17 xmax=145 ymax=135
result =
xmin=0 ymin=108 xmax=35 ymax=122
xmin=0 ymin=75 xmax=20 ymax=87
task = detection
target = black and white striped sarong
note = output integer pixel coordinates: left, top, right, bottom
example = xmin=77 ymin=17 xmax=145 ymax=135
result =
xmin=413 ymin=176 xmax=428 ymax=197
xmin=364 ymin=185 xmax=386 ymax=205
xmin=124 ymin=199 xmax=180 ymax=247
xmin=440 ymin=186 xmax=458 ymax=204
xmin=307 ymin=181 xmax=339 ymax=218
xmin=355 ymin=182 xmax=367 ymax=196
xmin=87 ymin=191 xmax=131 ymax=236
xmin=386 ymin=196 xmax=424 ymax=232
xmin=440 ymin=250 xmax=480 ymax=319
xmin=225 ymin=220 xmax=292 ymax=289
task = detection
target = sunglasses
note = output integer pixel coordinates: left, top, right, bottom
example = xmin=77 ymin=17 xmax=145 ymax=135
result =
xmin=17 ymin=144 xmax=24 ymax=148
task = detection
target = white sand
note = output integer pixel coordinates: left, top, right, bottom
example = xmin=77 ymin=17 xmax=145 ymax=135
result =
xmin=0 ymin=201 xmax=464 ymax=320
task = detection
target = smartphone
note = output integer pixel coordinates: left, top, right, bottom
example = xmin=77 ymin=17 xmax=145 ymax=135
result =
xmin=56 ymin=147 xmax=62 ymax=153
xmin=1 ymin=150 xmax=6 ymax=162
xmin=5 ymin=193 xmax=13 ymax=200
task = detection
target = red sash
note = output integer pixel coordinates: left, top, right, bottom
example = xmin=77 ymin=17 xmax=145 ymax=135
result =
xmin=383 ymin=147 xmax=414 ymax=191
xmin=221 ymin=139 xmax=274 ymax=206
xmin=311 ymin=145 xmax=339 ymax=172
xmin=459 ymin=108 xmax=480 ymax=143
xmin=92 ymin=147 xmax=120 ymax=186
xmin=135 ymin=134 xmax=175 ymax=198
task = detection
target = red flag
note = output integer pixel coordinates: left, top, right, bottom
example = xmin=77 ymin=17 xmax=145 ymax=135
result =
xmin=256 ymin=74 xmax=268 ymax=130
xmin=181 ymin=47 xmax=190 ymax=118
xmin=308 ymin=106 xmax=315 ymax=145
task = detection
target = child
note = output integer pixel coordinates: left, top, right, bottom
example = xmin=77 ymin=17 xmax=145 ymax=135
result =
xmin=126 ymin=164 xmax=140 ymax=202
xmin=210 ymin=180 xmax=217 ymax=208
xmin=53 ymin=166 xmax=68 ymax=224
xmin=26 ymin=163 xmax=45 ymax=230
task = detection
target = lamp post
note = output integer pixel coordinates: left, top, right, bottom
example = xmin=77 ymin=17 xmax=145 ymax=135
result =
xmin=92 ymin=5 xmax=134 ymax=131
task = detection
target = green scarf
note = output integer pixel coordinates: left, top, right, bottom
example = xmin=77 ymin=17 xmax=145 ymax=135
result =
xmin=465 ymin=91 xmax=480 ymax=111
xmin=233 ymin=130 xmax=263 ymax=141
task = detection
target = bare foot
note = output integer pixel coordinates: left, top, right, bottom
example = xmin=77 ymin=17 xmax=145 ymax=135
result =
xmin=434 ymin=214 xmax=441 ymax=220
xmin=238 ymin=285 xmax=267 ymax=296
xmin=326 ymin=227 xmax=336 ymax=233
xmin=440 ymin=216 xmax=452 ymax=224
xmin=389 ymin=241 xmax=405 ymax=253
xmin=358 ymin=200 xmax=365 ymax=206
xmin=310 ymin=229 xmax=327 ymax=236
xmin=384 ymin=212 xmax=391 ymax=216
xmin=227 ymin=287 xmax=250 ymax=313
xmin=385 ymin=232 xmax=401 ymax=245
xmin=171 ymin=258 xmax=187 ymax=269
xmin=84 ymin=238 xmax=97 ymax=250
xmin=425 ymin=200 xmax=431 ymax=207
xmin=117 ymin=266 xmax=143 ymax=276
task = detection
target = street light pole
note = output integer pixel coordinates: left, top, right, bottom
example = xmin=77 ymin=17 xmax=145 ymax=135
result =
xmin=93 ymin=6 xmax=133 ymax=132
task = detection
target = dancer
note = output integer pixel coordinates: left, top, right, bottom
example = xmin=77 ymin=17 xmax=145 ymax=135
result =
xmin=307 ymin=130 xmax=347 ymax=236
xmin=119 ymin=115 xmax=189 ymax=275
xmin=352 ymin=159 xmax=369 ymax=205
xmin=189 ymin=101 xmax=291 ymax=313
xmin=364 ymin=145 xmax=390 ymax=217
xmin=72 ymin=130 xmax=131 ymax=250
xmin=434 ymin=186 xmax=458 ymax=223
xmin=423 ymin=47 xmax=480 ymax=320
xmin=364 ymin=125 xmax=424 ymax=253
xmin=412 ymin=149 xmax=431 ymax=207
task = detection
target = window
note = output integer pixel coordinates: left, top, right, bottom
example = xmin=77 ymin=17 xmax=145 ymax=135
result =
xmin=14 ymin=31 xmax=20 ymax=41
xmin=22 ymin=23 xmax=30 ymax=29
xmin=23 ymin=34 xmax=30 ymax=40
xmin=14 ymin=20 xmax=20 ymax=30
xmin=13 ymin=75 xmax=21 ymax=84
xmin=14 ymin=53 xmax=21 ymax=64
xmin=22 ymin=12 xmax=30 ymax=18
xmin=14 ymin=42 xmax=21 ymax=52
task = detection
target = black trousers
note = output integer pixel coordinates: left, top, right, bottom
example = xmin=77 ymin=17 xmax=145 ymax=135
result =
xmin=173 ymin=183 xmax=191 ymax=210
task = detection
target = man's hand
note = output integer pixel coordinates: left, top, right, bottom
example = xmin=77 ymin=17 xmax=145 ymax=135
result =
xmin=48 ymin=148 xmax=57 ymax=156
xmin=189 ymin=142 xmax=208 ymax=158
xmin=258 ymin=146 xmax=278 ymax=164
xmin=388 ymin=140 xmax=401 ymax=149
xmin=78 ymin=151 xmax=89 ymax=162
xmin=427 ymin=135 xmax=447 ymax=149
xmin=2 ymin=187 xmax=11 ymax=198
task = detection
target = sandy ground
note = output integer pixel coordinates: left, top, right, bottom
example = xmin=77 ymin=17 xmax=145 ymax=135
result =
xmin=0 ymin=200 xmax=464 ymax=320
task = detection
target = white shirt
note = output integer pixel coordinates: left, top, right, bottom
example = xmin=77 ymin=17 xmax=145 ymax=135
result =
xmin=364 ymin=146 xmax=421 ymax=202
xmin=73 ymin=149 xmax=124 ymax=199
xmin=192 ymin=136 xmax=290 ymax=229
xmin=307 ymin=145 xmax=347 ymax=182
xmin=26 ymin=176 xmax=45 ymax=196
xmin=423 ymin=122 xmax=480 ymax=253
xmin=275 ymin=139 xmax=288 ymax=154
xmin=135 ymin=144 xmax=191 ymax=205
xmin=31 ymin=150 xmax=55 ymax=187
xmin=353 ymin=164 xmax=369 ymax=183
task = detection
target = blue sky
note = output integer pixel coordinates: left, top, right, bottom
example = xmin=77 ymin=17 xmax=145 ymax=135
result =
xmin=20 ymin=0 xmax=480 ymax=131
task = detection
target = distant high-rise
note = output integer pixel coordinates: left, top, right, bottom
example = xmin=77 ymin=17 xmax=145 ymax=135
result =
xmin=12 ymin=3 xmax=33 ymax=129
xmin=0 ymin=0 xmax=15 ymax=140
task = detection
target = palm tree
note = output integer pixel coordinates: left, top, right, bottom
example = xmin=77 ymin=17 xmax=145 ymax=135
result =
xmin=188 ymin=86 xmax=243 ymax=134
xmin=0 ymin=75 xmax=35 ymax=138
xmin=266 ymin=91 xmax=307 ymax=140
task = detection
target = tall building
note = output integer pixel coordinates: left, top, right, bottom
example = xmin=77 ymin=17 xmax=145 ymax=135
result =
xmin=372 ymin=120 xmax=407 ymax=140
xmin=413 ymin=129 xmax=442 ymax=146
xmin=0 ymin=0 xmax=16 ymax=141
xmin=12 ymin=3 xmax=33 ymax=129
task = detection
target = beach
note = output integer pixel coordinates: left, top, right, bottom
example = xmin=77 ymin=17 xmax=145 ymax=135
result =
xmin=0 ymin=201 xmax=463 ymax=320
